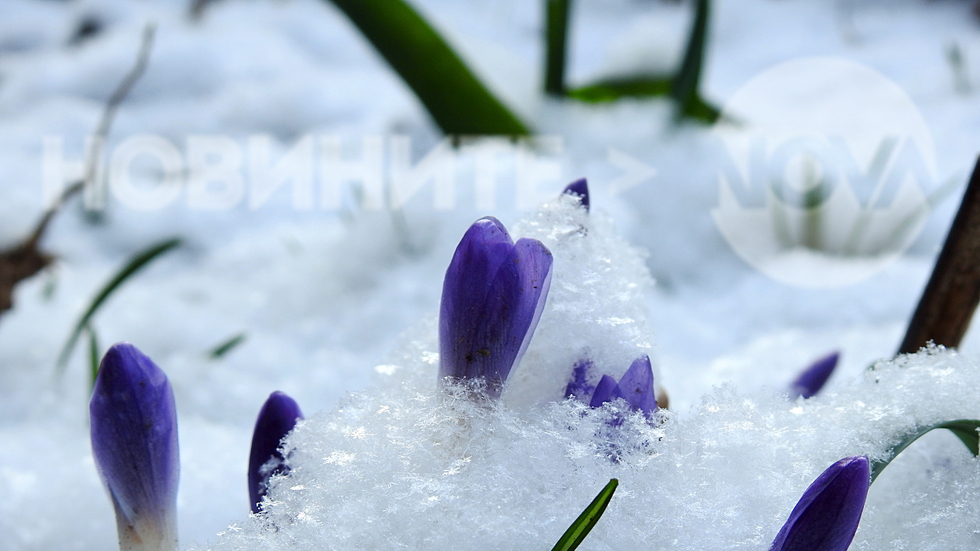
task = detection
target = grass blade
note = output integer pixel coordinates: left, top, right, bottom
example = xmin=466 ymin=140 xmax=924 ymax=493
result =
xmin=209 ymin=332 xmax=247 ymax=359
xmin=56 ymin=237 xmax=182 ymax=375
xmin=324 ymin=0 xmax=530 ymax=135
xmin=551 ymin=478 xmax=618 ymax=551
xmin=86 ymin=323 xmax=101 ymax=386
xmin=544 ymin=0 xmax=572 ymax=96
xmin=671 ymin=0 xmax=719 ymax=123
xmin=869 ymin=419 xmax=980 ymax=482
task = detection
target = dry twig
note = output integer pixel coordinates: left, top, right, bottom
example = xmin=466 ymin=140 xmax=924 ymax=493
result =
xmin=0 ymin=23 xmax=156 ymax=319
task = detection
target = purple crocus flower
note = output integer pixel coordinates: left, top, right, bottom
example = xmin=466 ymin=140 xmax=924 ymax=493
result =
xmin=790 ymin=351 xmax=840 ymax=399
xmin=248 ymin=391 xmax=304 ymax=513
xmin=586 ymin=355 xmax=657 ymax=414
xmin=439 ymin=216 xmax=553 ymax=398
xmin=562 ymin=178 xmax=590 ymax=211
xmin=90 ymin=343 xmax=179 ymax=551
xmin=769 ymin=456 xmax=870 ymax=551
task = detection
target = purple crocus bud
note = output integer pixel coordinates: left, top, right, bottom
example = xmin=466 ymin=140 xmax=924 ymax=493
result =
xmin=249 ymin=391 xmax=304 ymax=513
xmin=439 ymin=217 xmax=553 ymax=398
xmin=589 ymin=375 xmax=620 ymax=408
xmin=790 ymin=351 xmax=840 ymax=399
xmin=586 ymin=355 xmax=657 ymax=415
xmin=90 ymin=343 xmax=179 ymax=551
xmin=769 ymin=456 xmax=870 ymax=551
xmin=562 ymin=178 xmax=590 ymax=211
xmin=615 ymin=355 xmax=657 ymax=413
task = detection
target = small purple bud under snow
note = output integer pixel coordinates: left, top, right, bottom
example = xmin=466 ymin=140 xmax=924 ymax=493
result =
xmin=90 ymin=343 xmax=179 ymax=551
xmin=584 ymin=355 xmax=657 ymax=415
xmin=791 ymin=351 xmax=840 ymax=399
xmin=589 ymin=375 xmax=620 ymax=408
xmin=439 ymin=217 xmax=553 ymax=398
xmin=249 ymin=391 xmax=304 ymax=513
xmin=565 ymin=359 xmax=596 ymax=401
xmin=562 ymin=178 xmax=590 ymax=211
xmin=769 ymin=456 xmax=870 ymax=551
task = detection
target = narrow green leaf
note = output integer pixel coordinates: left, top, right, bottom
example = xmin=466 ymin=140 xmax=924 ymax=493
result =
xmin=56 ymin=237 xmax=182 ymax=375
xmin=551 ymin=478 xmax=618 ymax=551
xmin=324 ymin=0 xmax=530 ymax=135
xmin=671 ymin=0 xmax=719 ymax=123
xmin=209 ymin=332 xmax=247 ymax=359
xmin=870 ymin=419 xmax=980 ymax=482
xmin=567 ymin=76 xmax=673 ymax=103
xmin=86 ymin=323 xmax=101 ymax=386
xmin=544 ymin=0 xmax=572 ymax=96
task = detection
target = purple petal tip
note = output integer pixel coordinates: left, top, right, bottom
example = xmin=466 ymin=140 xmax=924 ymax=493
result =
xmin=589 ymin=375 xmax=620 ymax=408
xmin=562 ymin=178 xmax=590 ymax=211
xmin=584 ymin=355 xmax=657 ymax=415
xmin=617 ymin=355 xmax=657 ymax=413
xmin=249 ymin=391 xmax=304 ymax=513
xmin=791 ymin=351 xmax=840 ymax=399
xmin=769 ymin=456 xmax=870 ymax=551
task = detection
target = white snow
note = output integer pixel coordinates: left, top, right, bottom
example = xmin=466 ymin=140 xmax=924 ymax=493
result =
xmin=0 ymin=0 xmax=979 ymax=549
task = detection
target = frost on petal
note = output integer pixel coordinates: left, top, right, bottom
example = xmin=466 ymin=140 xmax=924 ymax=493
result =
xmin=565 ymin=359 xmax=597 ymax=401
xmin=562 ymin=177 xmax=590 ymax=211
xmin=791 ymin=351 xmax=840 ymax=399
xmin=249 ymin=391 xmax=304 ymax=513
xmin=90 ymin=342 xmax=179 ymax=551
xmin=439 ymin=218 xmax=553 ymax=398
xmin=616 ymin=355 xmax=657 ymax=414
xmin=769 ymin=456 xmax=870 ymax=551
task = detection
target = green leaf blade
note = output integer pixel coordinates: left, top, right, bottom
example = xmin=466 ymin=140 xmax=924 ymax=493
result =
xmin=209 ymin=333 xmax=247 ymax=359
xmin=870 ymin=419 xmax=980 ymax=482
xmin=57 ymin=237 xmax=182 ymax=375
xmin=325 ymin=0 xmax=530 ymax=135
xmin=544 ymin=0 xmax=572 ymax=96
xmin=551 ymin=478 xmax=618 ymax=551
xmin=671 ymin=0 xmax=719 ymax=123
xmin=567 ymin=77 xmax=673 ymax=104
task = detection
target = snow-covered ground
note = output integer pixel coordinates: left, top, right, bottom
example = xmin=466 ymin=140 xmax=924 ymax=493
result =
xmin=1 ymin=0 xmax=980 ymax=549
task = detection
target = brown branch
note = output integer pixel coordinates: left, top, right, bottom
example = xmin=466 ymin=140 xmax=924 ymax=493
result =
xmin=898 ymin=154 xmax=980 ymax=354
xmin=0 ymin=23 xmax=156 ymax=318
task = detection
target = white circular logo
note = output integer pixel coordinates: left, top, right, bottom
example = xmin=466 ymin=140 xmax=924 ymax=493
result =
xmin=711 ymin=57 xmax=938 ymax=288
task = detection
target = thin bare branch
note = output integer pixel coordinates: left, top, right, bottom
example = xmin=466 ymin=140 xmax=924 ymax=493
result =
xmin=0 ymin=23 xmax=157 ymax=318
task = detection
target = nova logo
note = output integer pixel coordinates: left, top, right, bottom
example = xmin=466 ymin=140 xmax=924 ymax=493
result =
xmin=711 ymin=57 xmax=947 ymax=288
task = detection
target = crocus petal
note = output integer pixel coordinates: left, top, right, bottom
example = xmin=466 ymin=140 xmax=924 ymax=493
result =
xmin=439 ymin=218 xmax=553 ymax=398
xmin=562 ymin=178 xmax=590 ymax=211
xmin=90 ymin=343 xmax=179 ymax=551
xmin=248 ymin=391 xmax=304 ymax=513
xmin=769 ymin=456 xmax=870 ymax=551
xmin=565 ymin=359 xmax=596 ymax=401
xmin=589 ymin=375 xmax=620 ymax=408
xmin=791 ymin=351 xmax=840 ymax=399
xmin=615 ymin=355 xmax=657 ymax=414
xmin=439 ymin=217 xmax=514 ymax=384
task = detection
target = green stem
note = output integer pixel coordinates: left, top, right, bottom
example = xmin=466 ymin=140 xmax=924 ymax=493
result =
xmin=671 ymin=0 xmax=710 ymax=120
xmin=544 ymin=0 xmax=572 ymax=96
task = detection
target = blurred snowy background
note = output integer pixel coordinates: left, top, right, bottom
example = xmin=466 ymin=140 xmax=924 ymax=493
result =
xmin=1 ymin=0 xmax=980 ymax=548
